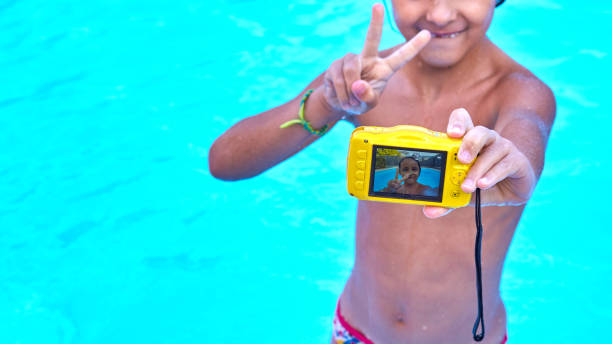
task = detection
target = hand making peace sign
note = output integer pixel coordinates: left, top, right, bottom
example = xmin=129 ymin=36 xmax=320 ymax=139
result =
xmin=387 ymin=168 xmax=410 ymax=191
xmin=322 ymin=3 xmax=431 ymax=115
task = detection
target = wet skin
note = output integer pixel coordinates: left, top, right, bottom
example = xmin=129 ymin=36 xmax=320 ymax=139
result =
xmin=320 ymin=4 xmax=553 ymax=341
xmin=336 ymin=22 xmax=554 ymax=344
xmin=340 ymin=44 xmax=526 ymax=342
xmin=209 ymin=1 xmax=556 ymax=343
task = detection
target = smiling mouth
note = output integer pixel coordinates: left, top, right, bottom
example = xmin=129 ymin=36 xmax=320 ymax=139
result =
xmin=420 ymin=27 xmax=468 ymax=39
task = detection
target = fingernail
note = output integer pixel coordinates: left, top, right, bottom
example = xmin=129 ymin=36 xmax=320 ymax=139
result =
xmin=353 ymin=81 xmax=366 ymax=94
xmin=462 ymin=178 xmax=475 ymax=191
xmin=418 ymin=29 xmax=431 ymax=40
xmin=450 ymin=125 xmax=462 ymax=135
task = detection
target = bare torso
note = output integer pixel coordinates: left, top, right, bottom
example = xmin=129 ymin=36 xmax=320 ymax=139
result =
xmin=338 ymin=38 xmax=528 ymax=343
xmin=341 ymin=202 xmax=522 ymax=343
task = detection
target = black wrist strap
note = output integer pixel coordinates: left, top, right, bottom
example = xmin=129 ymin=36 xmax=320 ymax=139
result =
xmin=472 ymin=188 xmax=485 ymax=341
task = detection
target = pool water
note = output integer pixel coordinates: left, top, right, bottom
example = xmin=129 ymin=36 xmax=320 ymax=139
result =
xmin=1 ymin=0 xmax=611 ymax=343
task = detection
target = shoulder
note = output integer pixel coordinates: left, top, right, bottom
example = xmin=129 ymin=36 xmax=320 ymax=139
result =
xmin=493 ymin=45 xmax=556 ymax=117
xmin=498 ymin=70 xmax=556 ymax=115
xmin=488 ymin=59 xmax=557 ymax=139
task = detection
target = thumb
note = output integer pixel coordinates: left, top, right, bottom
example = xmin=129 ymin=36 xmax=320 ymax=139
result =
xmin=352 ymin=80 xmax=377 ymax=106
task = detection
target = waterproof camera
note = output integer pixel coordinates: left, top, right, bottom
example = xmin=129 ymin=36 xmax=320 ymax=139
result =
xmin=347 ymin=125 xmax=474 ymax=207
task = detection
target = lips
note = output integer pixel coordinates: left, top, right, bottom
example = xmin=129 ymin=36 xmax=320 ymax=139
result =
xmin=419 ymin=26 xmax=468 ymax=39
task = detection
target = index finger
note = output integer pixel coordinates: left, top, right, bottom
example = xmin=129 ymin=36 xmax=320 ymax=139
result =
xmin=383 ymin=30 xmax=431 ymax=72
xmin=361 ymin=3 xmax=385 ymax=59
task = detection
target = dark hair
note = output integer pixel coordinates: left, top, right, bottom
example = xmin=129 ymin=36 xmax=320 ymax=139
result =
xmin=496 ymin=0 xmax=506 ymax=7
xmin=398 ymin=157 xmax=421 ymax=171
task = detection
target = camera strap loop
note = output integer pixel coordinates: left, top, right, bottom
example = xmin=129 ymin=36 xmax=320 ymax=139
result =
xmin=472 ymin=188 xmax=485 ymax=341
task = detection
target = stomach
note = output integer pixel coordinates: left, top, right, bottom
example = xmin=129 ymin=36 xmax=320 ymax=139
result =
xmin=342 ymin=200 xmax=514 ymax=342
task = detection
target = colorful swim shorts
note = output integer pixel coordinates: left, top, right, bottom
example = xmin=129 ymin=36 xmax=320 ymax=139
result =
xmin=332 ymin=300 xmax=508 ymax=344
xmin=332 ymin=300 xmax=374 ymax=344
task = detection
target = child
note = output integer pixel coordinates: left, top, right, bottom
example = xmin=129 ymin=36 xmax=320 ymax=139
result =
xmin=382 ymin=157 xmax=438 ymax=197
xmin=209 ymin=1 xmax=555 ymax=343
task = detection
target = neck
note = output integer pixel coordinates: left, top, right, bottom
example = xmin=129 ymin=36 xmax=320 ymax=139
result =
xmin=401 ymin=37 xmax=496 ymax=102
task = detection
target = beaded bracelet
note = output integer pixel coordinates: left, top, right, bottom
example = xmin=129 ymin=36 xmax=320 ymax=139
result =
xmin=279 ymin=89 xmax=329 ymax=136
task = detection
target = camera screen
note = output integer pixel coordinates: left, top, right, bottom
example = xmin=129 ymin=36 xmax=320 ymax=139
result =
xmin=369 ymin=145 xmax=446 ymax=202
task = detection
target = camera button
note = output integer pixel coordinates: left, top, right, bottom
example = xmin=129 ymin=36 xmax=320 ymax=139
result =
xmin=357 ymin=150 xmax=367 ymax=159
xmin=355 ymin=181 xmax=364 ymax=190
xmin=451 ymin=169 xmax=466 ymax=186
xmin=451 ymin=189 xmax=461 ymax=198
xmin=356 ymin=160 xmax=366 ymax=169
xmin=355 ymin=171 xmax=365 ymax=180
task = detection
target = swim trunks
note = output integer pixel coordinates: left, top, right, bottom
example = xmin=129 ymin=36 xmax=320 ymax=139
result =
xmin=332 ymin=300 xmax=508 ymax=344
xmin=332 ymin=300 xmax=374 ymax=344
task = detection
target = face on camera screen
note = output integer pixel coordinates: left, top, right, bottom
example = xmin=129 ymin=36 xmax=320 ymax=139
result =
xmin=370 ymin=146 xmax=446 ymax=201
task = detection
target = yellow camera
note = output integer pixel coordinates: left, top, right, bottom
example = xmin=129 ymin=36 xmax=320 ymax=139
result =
xmin=347 ymin=125 xmax=474 ymax=208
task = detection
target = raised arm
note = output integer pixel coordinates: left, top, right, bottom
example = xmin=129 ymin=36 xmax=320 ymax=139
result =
xmin=491 ymin=73 xmax=557 ymax=182
xmin=423 ymin=72 xmax=556 ymax=218
xmin=208 ymin=77 xmax=342 ymax=181
xmin=209 ymin=3 xmax=431 ymax=181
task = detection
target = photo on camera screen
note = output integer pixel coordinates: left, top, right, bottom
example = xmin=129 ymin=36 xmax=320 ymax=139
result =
xmin=370 ymin=145 xmax=446 ymax=202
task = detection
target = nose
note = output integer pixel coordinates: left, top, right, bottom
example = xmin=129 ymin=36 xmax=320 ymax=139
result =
xmin=426 ymin=0 xmax=457 ymax=27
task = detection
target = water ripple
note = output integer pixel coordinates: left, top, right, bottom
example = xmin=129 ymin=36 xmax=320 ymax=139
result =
xmin=33 ymin=72 xmax=87 ymax=97
xmin=182 ymin=209 xmax=207 ymax=225
xmin=0 ymin=94 xmax=27 ymax=110
xmin=58 ymin=220 xmax=101 ymax=247
xmin=113 ymin=208 xmax=162 ymax=227
xmin=68 ymin=174 xmax=145 ymax=202
xmin=0 ymin=30 xmax=30 ymax=50
xmin=9 ymin=185 xmax=37 ymax=205
xmin=143 ymin=253 xmax=222 ymax=271
xmin=0 ymin=0 xmax=19 ymax=12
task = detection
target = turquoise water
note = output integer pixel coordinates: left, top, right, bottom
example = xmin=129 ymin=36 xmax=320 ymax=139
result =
xmin=1 ymin=0 xmax=611 ymax=343
xmin=373 ymin=167 xmax=440 ymax=191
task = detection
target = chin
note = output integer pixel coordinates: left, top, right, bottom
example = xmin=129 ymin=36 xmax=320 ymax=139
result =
xmin=418 ymin=48 xmax=465 ymax=68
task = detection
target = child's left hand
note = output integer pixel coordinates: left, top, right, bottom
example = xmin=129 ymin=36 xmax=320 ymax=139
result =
xmin=423 ymin=108 xmax=536 ymax=219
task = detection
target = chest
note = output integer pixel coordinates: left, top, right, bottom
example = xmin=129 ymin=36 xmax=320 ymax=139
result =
xmin=351 ymin=76 xmax=500 ymax=132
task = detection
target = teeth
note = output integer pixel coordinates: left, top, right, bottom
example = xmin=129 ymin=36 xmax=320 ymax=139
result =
xmin=434 ymin=32 xmax=461 ymax=38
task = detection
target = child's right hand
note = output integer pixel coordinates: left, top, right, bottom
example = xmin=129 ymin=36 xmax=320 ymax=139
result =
xmin=322 ymin=3 xmax=431 ymax=115
xmin=386 ymin=169 xmax=407 ymax=190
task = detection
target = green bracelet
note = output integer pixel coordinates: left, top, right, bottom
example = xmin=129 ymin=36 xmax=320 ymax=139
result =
xmin=279 ymin=89 xmax=329 ymax=136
